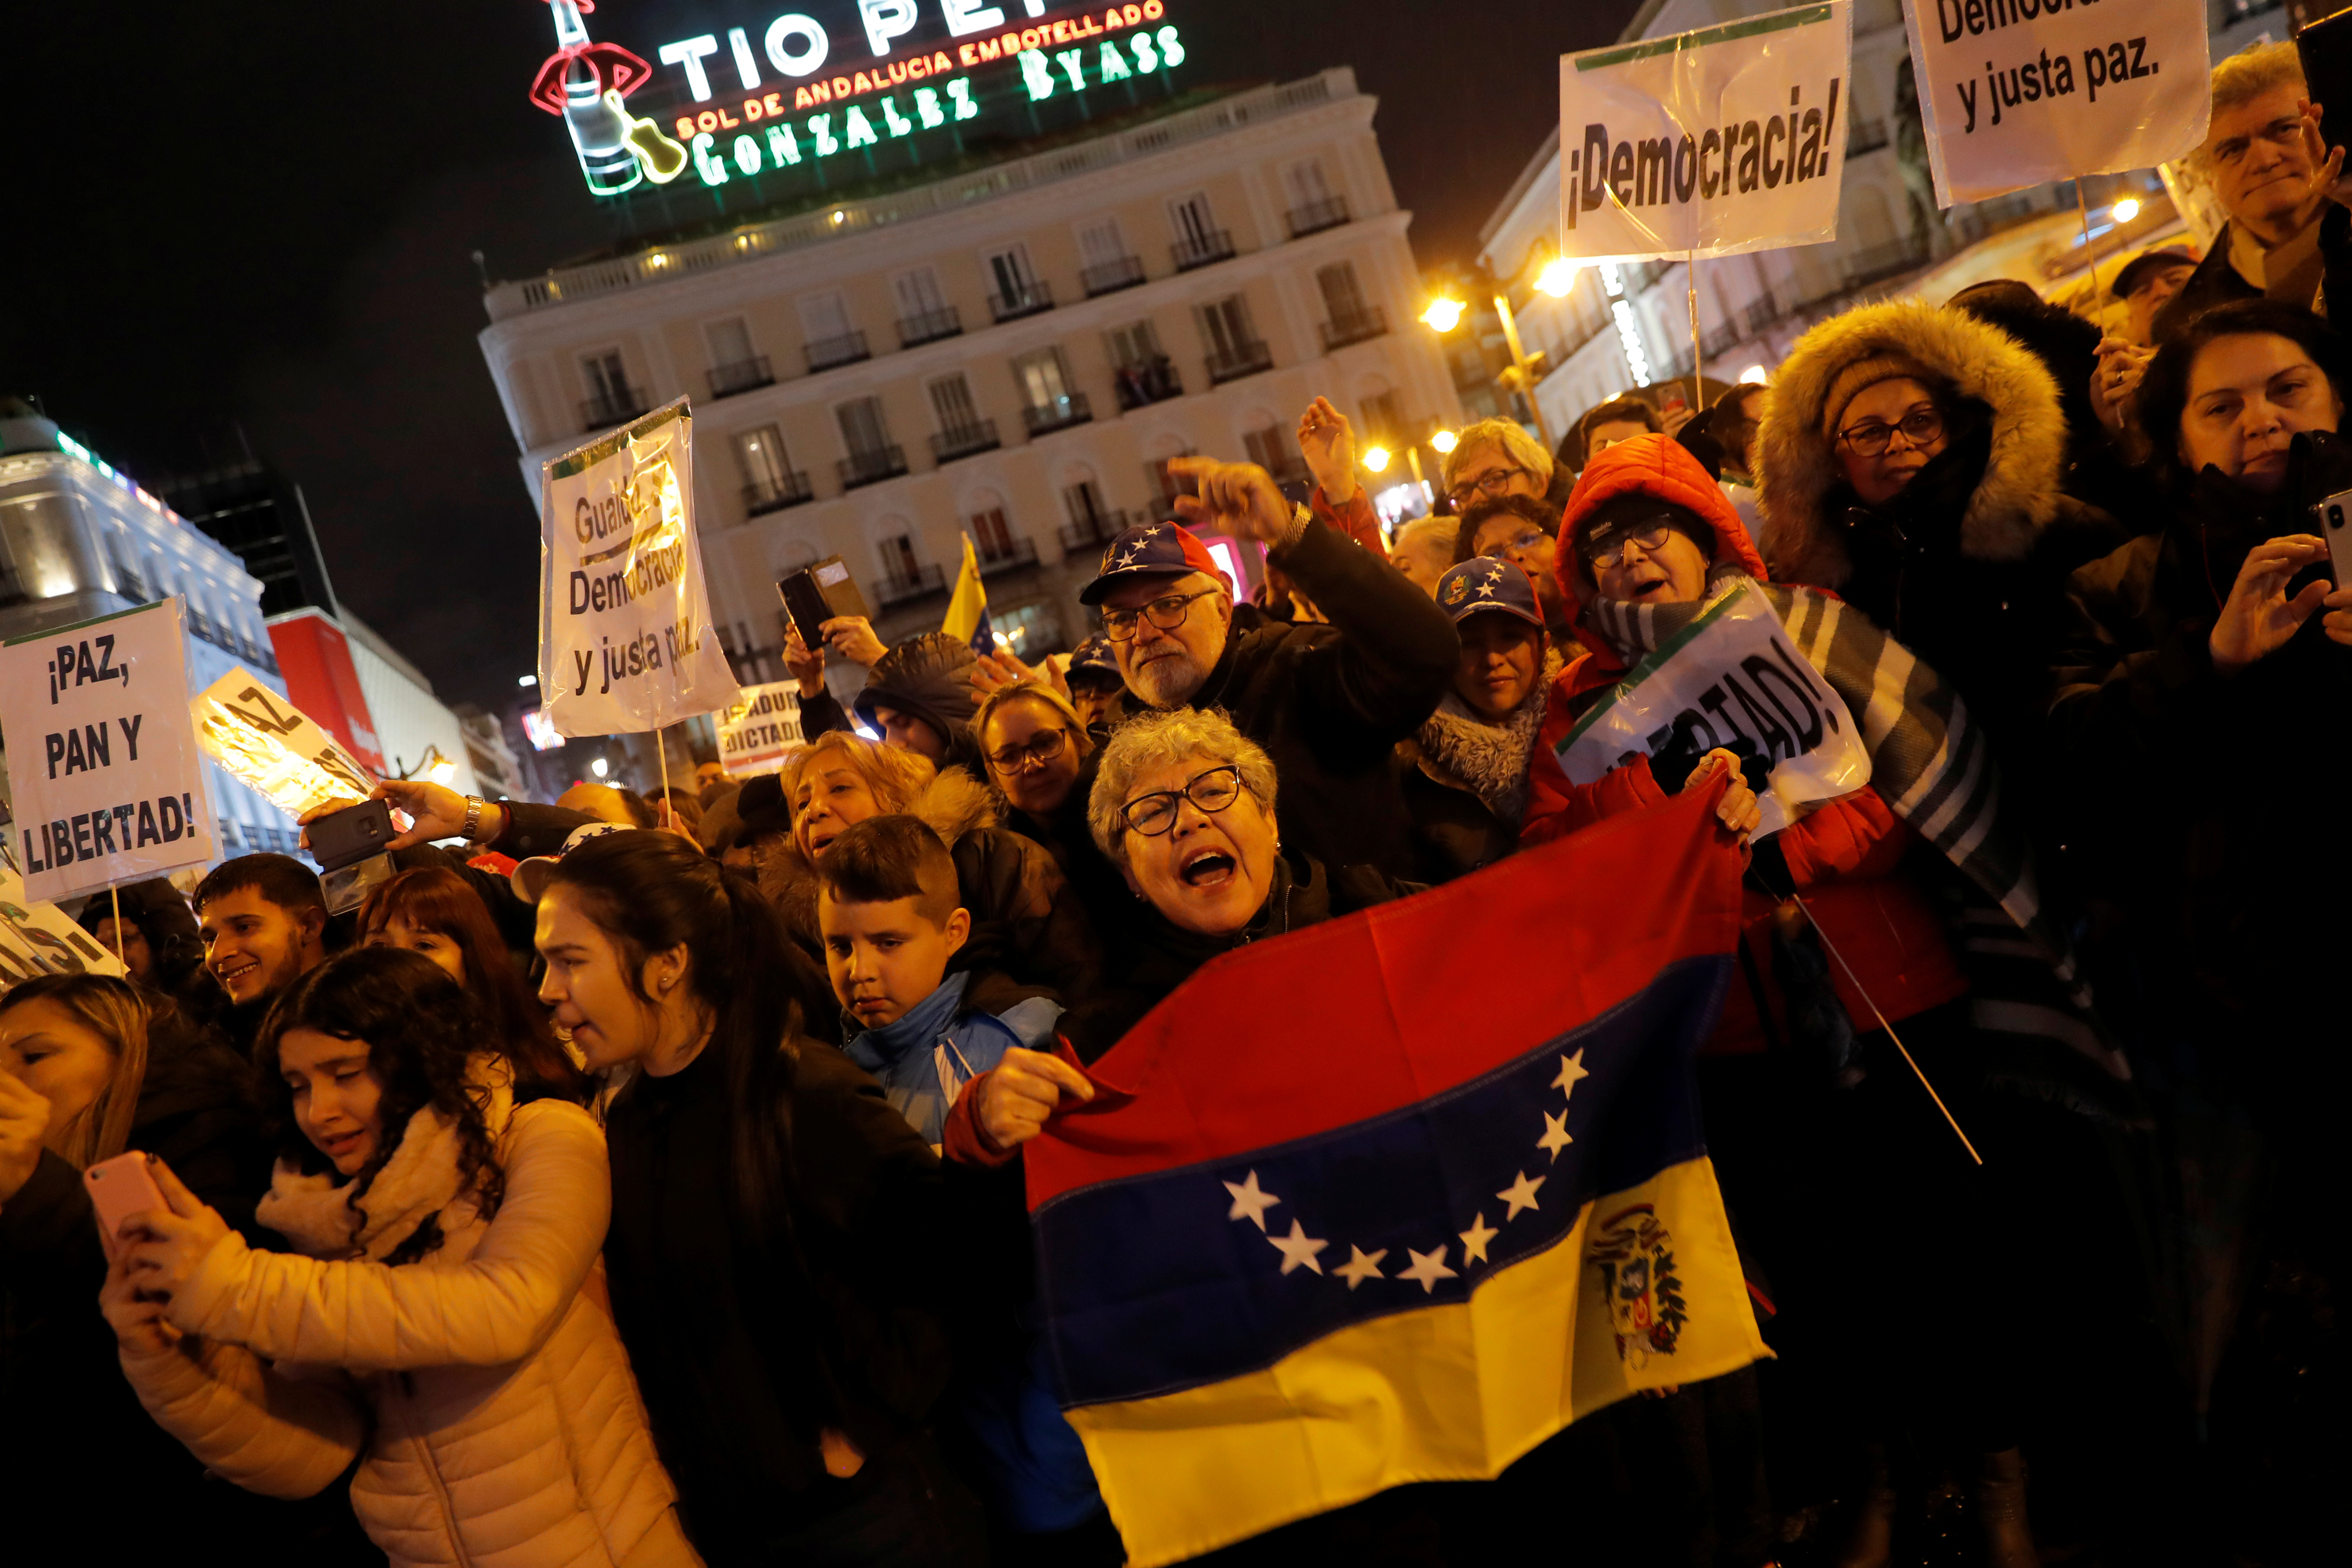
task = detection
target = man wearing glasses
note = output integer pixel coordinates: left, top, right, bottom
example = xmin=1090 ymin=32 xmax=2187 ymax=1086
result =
xmin=2153 ymin=41 xmax=2352 ymax=342
xmin=1076 ymin=457 xmax=1457 ymax=879
xmin=1437 ymin=417 xmax=1558 ymax=517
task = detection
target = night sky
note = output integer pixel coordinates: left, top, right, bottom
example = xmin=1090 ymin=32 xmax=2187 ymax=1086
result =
xmin=2 ymin=0 xmax=1638 ymax=715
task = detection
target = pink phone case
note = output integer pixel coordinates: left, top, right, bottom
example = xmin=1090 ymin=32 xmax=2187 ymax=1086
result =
xmin=84 ymin=1151 xmax=164 ymax=1239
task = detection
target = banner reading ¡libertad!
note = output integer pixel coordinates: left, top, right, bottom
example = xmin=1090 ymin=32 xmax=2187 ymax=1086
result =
xmin=0 ymin=600 xmax=219 ymax=903
xmin=1902 ymin=0 xmax=2209 ymax=207
xmin=1558 ymin=1 xmax=1853 ymax=261
xmin=539 ymin=398 xmax=740 ymax=738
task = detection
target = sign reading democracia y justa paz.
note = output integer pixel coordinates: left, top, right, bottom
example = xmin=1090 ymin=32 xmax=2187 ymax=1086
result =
xmin=1902 ymin=0 xmax=2209 ymax=206
xmin=539 ymin=397 xmax=741 ymax=739
xmin=0 ymin=598 xmax=218 ymax=903
xmin=1559 ymin=1 xmax=1853 ymax=261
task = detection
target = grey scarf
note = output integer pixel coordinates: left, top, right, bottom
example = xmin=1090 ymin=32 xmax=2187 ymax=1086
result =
xmin=1414 ymin=649 xmax=1562 ymax=827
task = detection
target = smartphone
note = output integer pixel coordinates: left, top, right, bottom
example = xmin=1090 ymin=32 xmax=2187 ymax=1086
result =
xmin=306 ymin=798 xmax=394 ymax=873
xmin=2315 ymin=488 xmax=2352 ymax=593
xmin=86 ymin=1151 xmax=164 ymax=1240
xmin=776 ymin=555 xmax=871 ymax=649
xmin=2298 ymin=9 xmax=2352 ymax=165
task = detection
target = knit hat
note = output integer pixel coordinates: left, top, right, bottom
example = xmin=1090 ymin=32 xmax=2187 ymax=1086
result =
xmin=1819 ymin=351 xmax=1941 ymax=437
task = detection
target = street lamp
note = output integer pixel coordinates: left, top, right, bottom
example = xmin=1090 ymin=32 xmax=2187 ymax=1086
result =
xmin=1421 ymin=284 xmax=1555 ymax=452
xmin=1363 ymin=446 xmax=1391 ymax=473
xmin=1430 ymin=429 xmax=1458 ymax=454
xmin=1536 ymin=257 xmax=1579 ymax=297
xmin=2110 ymin=197 xmax=2141 ymax=225
xmin=1420 ymin=298 xmax=1466 ymax=333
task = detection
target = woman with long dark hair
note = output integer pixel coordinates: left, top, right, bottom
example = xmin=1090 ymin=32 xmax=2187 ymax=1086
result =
xmin=358 ymin=864 xmax=583 ymax=1099
xmin=532 ymin=830 xmax=980 ymax=1565
xmin=99 ymin=946 xmax=698 ymax=1568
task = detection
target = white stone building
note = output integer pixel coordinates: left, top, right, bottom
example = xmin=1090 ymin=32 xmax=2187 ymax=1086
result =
xmin=477 ymin=67 xmax=1458 ymax=681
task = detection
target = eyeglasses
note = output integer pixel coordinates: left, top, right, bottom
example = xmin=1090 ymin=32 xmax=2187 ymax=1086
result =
xmin=986 ymin=727 xmax=1068 ymax=773
xmin=1481 ymin=528 xmax=1547 ymax=559
xmin=1581 ymin=520 xmax=1676 ymax=570
xmin=1447 ymin=464 xmax=1529 ymax=507
xmin=1102 ymin=587 xmax=1220 ymax=642
xmin=1835 ymin=406 xmax=1945 ymax=457
xmin=1118 ymin=764 xmax=1243 ymax=837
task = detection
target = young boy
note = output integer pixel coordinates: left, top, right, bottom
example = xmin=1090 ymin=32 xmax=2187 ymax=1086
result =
xmin=815 ymin=815 xmax=1062 ymax=1147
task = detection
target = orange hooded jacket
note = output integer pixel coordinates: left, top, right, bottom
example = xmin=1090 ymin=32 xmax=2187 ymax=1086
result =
xmin=1522 ymin=435 xmax=1964 ymax=1052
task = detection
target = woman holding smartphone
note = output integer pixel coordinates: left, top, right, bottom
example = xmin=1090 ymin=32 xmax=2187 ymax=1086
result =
xmin=99 ymin=947 xmax=699 ymax=1568
xmin=532 ymin=830 xmax=983 ymax=1566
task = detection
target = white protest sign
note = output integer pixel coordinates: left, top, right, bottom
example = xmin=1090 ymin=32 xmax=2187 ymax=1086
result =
xmin=193 ymin=670 xmax=379 ymax=821
xmin=1559 ymin=1 xmax=1853 ymax=260
xmin=1902 ymin=0 xmax=2210 ymax=207
xmin=539 ymin=398 xmax=741 ymax=737
xmin=0 ymin=859 xmax=129 ymax=983
xmin=715 ymin=681 xmax=805 ymax=776
xmin=1554 ymin=584 xmax=1869 ymax=838
xmin=0 ymin=600 xmax=219 ymax=901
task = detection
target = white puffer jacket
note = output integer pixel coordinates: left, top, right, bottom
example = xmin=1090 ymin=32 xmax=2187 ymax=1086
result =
xmin=119 ymin=1074 xmax=701 ymax=1568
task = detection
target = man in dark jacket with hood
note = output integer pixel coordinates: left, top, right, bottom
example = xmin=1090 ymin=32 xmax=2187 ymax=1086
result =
xmin=1078 ymin=457 xmax=1458 ymax=879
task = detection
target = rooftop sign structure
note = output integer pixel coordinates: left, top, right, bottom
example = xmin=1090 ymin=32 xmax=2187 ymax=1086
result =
xmin=529 ymin=0 xmax=1190 ymax=203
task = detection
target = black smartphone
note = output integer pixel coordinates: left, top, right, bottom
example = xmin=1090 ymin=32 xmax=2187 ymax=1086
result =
xmin=2298 ymin=8 xmax=2352 ymax=159
xmin=776 ymin=555 xmax=871 ymax=649
xmin=306 ymin=799 xmax=394 ymax=873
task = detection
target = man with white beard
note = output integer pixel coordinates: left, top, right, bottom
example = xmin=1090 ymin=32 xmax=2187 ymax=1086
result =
xmin=1078 ymin=454 xmax=1458 ymax=878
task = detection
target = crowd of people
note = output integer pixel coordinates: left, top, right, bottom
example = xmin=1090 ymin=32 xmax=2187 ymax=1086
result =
xmin=2 ymin=38 xmax=2345 ymax=1568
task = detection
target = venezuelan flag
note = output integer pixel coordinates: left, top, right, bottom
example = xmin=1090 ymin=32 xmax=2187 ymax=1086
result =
xmin=940 ymin=531 xmax=994 ymax=655
xmin=1025 ymin=785 xmax=1767 ymax=1564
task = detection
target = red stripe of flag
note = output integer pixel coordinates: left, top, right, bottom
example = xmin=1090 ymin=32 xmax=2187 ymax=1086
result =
xmin=1026 ymin=781 xmax=1744 ymax=1209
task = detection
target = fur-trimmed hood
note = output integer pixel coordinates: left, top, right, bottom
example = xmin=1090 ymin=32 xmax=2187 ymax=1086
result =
xmin=1755 ymin=298 xmax=2067 ymax=589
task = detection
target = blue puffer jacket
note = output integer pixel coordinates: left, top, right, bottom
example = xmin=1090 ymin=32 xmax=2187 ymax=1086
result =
xmin=840 ymin=969 xmax=1061 ymax=1147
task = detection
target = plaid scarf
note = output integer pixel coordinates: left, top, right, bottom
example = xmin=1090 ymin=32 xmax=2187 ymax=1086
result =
xmin=1586 ymin=576 xmax=2136 ymax=1112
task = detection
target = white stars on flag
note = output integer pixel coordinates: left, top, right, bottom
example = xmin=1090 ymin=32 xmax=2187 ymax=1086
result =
xmin=1334 ymin=1246 xmax=1388 ymax=1290
xmin=1267 ymin=1219 xmax=1328 ymax=1276
xmin=1496 ymin=1170 xmax=1546 ymax=1222
xmin=1398 ymin=1246 xmax=1459 ymax=1293
xmin=1223 ymin=1170 xmax=1280 ymax=1231
xmin=1458 ymin=1213 xmax=1498 ymax=1266
xmin=1551 ymin=1049 xmax=1589 ymax=1101
xmin=1537 ymin=1109 xmax=1574 ymax=1162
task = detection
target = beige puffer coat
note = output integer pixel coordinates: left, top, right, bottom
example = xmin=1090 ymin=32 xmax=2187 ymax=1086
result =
xmin=119 ymin=1081 xmax=701 ymax=1568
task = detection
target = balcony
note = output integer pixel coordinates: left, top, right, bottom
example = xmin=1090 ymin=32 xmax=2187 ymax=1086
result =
xmin=742 ymin=471 xmax=815 ymax=516
xmin=930 ymin=420 xmax=1001 ymax=463
xmin=1743 ymin=294 xmax=1782 ymax=338
xmin=1081 ymin=254 xmax=1147 ymax=296
xmin=1021 ymin=392 xmax=1093 ymax=438
xmin=707 ymin=356 xmax=774 ymax=398
xmin=987 ymin=279 xmax=1055 ymax=323
xmin=837 ymin=445 xmax=908 ymax=490
xmin=579 ymin=385 xmax=649 ymax=432
xmin=1058 ymin=508 xmax=1131 ymax=554
xmin=1113 ymin=358 xmax=1184 ymax=410
xmin=803 ymin=330 xmax=870 ymax=373
xmin=876 ymin=562 xmax=947 ymax=605
xmin=1171 ymin=229 xmax=1237 ymax=272
xmin=1286 ymin=196 xmax=1351 ymax=238
xmin=976 ymin=537 xmax=1040 ymax=576
xmin=1204 ymin=339 xmax=1274 ymax=385
xmin=1318 ymin=305 xmax=1388 ymax=351
xmin=897 ymin=306 xmax=962 ymax=348
xmin=1699 ymin=319 xmax=1744 ymax=359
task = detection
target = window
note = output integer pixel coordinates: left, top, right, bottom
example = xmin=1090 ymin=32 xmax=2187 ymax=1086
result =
xmin=735 ymin=426 xmax=788 ymax=487
xmin=1360 ymin=391 xmax=1403 ymax=444
xmin=1147 ymin=452 xmax=1195 ymax=504
xmin=991 ymin=600 xmax=1060 ymax=660
xmin=986 ymin=243 xmax=1038 ymax=300
xmin=581 ymin=349 xmax=629 ymax=401
xmin=894 ymin=268 xmax=946 ymax=317
xmin=1078 ymin=219 xmax=1126 ymax=268
xmin=1169 ymin=191 xmax=1217 ymax=249
xmin=970 ymin=506 xmax=1014 ymax=558
xmin=928 ymin=374 xmax=982 ymax=431
xmin=1105 ymin=319 xmax=1161 ymax=370
xmin=880 ymin=532 xmax=922 ymax=579
xmin=798 ymin=291 xmax=853 ymax=340
xmin=1316 ymin=262 xmax=1368 ymax=321
xmin=1197 ymin=295 xmax=1259 ymax=359
xmin=705 ymin=317 xmax=756 ymax=368
xmin=1284 ymin=159 xmax=1334 ymax=209
xmin=1243 ymin=426 xmax=1295 ymax=476
xmin=1063 ymin=480 xmax=1108 ymax=527
xmin=1012 ymin=347 xmax=1073 ymax=409
xmin=837 ymin=396 xmax=891 ymax=456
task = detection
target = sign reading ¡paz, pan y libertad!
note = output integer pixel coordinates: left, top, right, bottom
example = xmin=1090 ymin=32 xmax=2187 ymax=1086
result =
xmin=0 ymin=599 xmax=217 ymax=902
xmin=539 ymin=398 xmax=741 ymax=738
xmin=1902 ymin=0 xmax=2210 ymax=207
xmin=1558 ymin=1 xmax=1853 ymax=261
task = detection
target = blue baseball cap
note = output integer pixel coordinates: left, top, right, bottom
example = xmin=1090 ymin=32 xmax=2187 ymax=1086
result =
xmin=1066 ymin=633 xmax=1121 ymax=686
xmin=1434 ymin=556 xmax=1545 ymax=629
xmin=1078 ymin=520 xmax=1226 ymax=606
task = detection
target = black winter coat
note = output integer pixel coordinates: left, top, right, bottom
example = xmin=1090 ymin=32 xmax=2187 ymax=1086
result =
xmin=1173 ymin=517 xmax=1458 ymax=879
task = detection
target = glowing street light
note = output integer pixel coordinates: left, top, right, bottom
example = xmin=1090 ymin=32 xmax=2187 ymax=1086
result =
xmin=1430 ymin=429 xmax=1458 ymax=454
xmin=518 ymin=674 xmax=538 ymax=687
xmin=1739 ymin=364 xmax=1769 ymax=385
xmin=1421 ymin=298 xmax=1466 ymax=333
xmin=2110 ymin=197 xmax=2141 ymax=225
xmin=591 ymin=757 xmax=609 ymax=778
xmin=1536 ymin=257 xmax=1580 ymax=297
xmin=1363 ymin=446 xmax=1392 ymax=473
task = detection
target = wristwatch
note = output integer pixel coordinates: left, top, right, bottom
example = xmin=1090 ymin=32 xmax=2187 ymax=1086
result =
xmin=460 ymin=795 xmax=484 ymax=841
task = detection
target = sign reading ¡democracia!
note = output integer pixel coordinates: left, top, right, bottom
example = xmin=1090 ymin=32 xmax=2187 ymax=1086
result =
xmin=539 ymin=398 xmax=741 ymax=738
xmin=1559 ymin=1 xmax=1853 ymax=261
xmin=1902 ymin=0 xmax=2210 ymax=207
xmin=0 ymin=599 xmax=218 ymax=902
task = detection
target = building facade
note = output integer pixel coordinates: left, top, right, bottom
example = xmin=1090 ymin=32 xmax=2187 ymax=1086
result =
xmin=478 ymin=67 xmax=1459 ymax=681
xmin=0 ymin=409 xmax=304 ymax=857
xmin=1475 ymin=0 xmax=2288 ymax=455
